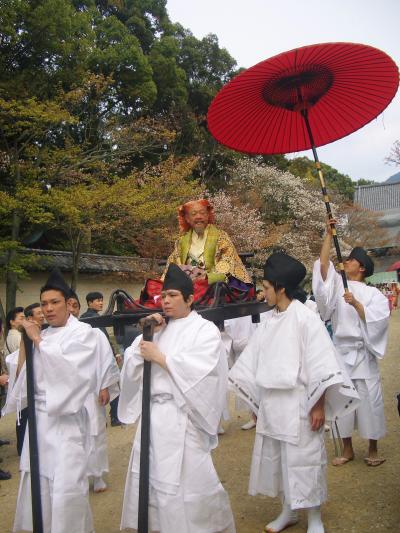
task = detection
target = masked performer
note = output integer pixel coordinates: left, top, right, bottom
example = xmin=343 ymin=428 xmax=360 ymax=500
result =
xmin=6 ymin=270 xmax=98 ymax=533
xmin=229 ymin=253 xmax=359 ymax=533
xmin=164 ymin=199 xmax=251 ymax=285
xmin=118 ymin=263 xmax=235 ymax=533
xmin=312 ymin=220 xmax=390 ymax=467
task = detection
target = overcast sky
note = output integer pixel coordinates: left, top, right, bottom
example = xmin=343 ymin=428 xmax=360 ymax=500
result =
xmin=166 ymin=0 xmax=400 ymax=183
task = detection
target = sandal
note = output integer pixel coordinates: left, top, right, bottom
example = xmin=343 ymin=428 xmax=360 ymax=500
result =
xmin=364 ymin=457 xmax=386 ymax=467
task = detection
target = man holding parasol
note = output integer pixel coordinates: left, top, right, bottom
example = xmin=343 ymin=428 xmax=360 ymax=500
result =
xmin=313 ymin=221 xmax=390 ymax=466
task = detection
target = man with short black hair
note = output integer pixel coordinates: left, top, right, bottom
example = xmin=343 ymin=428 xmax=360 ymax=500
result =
xmin=7 ymin=269 xmax=98 ymax=533
xmin=313 ymin=220 xmax=390 ymax=467
xmin=82 ymin=291 xmax=104 ymax=315
xmin=119 ymin=263 xmax=235 ymax=532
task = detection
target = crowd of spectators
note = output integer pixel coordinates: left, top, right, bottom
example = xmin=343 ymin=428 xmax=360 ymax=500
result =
xmin=0 ymin=289 xmax=123 ymax=482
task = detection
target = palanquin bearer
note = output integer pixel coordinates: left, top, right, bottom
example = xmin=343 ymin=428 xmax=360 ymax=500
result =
xmin=118 ymin=263 xmax=235 ymax=533
xmin=312 ymin=219 xmax=390 ymax=467
xmin=229 ymin=253 xmax=359 ymax=533
xmin=4 ymin=270 xmax=98 ymax=533
xmin=67 ymin=291 xmax=120 ymax=493
xmin=164 ymin=199 xmax=251 ymax=284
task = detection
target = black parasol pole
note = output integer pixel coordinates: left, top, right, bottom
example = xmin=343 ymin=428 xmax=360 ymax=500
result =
xmin=23 ymin=331 xmax=44 ymax=533
xmin=301 ymin=108 xmax=349 ymax=291
xmin=137 ymin=319 xmax=155 ymax=533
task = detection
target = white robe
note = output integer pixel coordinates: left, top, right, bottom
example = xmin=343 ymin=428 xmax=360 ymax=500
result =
xmin=7 ymin=315 xmax=98 ymax=533
xmin=312 ymin=259 xmax=390 ymax=439
xmin=222 ymin=315 xmax=263 ymax=412
xmin=229 ymin=300 xmax=359 ymax=510
xmin=222 ymin=316 xmax=256 ymax=368
xmin=85 ymin=329 xmax=120 ymax=479
xmin=2 ymin=350 xmax=19 ymax=418
xmin=118 ymin=310 xmax=235 ymax=533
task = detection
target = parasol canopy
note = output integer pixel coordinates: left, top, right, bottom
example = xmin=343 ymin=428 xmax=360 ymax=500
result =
xmin=208 ymin=42 xmax=399 ymax=154
xmin=386 ymin=260 xmax=400 ymax=272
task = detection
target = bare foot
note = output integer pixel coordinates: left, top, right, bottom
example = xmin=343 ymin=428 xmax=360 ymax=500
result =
xmin=332 ymin=455 xmax=354 ymax=466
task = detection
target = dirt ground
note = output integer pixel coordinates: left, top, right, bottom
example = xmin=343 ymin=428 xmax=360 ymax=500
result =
xmin=1 ymin=311 xmax=399 ymax=533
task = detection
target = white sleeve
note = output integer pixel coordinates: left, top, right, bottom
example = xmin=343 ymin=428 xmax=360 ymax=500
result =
xmin=94 ymin=329 xmax=120 ymax=397
xmin=166 ymin=323 xmax=226 ymax=436
xmin=359 ymin=289 xmax=390 ymax=359
xmin=40 ymin=327 xmax=98 ymax=416
xmin=117 ymin=335 xmax=143 ymax=424
xmin=302 ymin=313 xmax=359 ymax=420
xmin=228 ymin=325 xmax=265 ymax=414
xmin=312 ymin=259 xmax=343 ymax=320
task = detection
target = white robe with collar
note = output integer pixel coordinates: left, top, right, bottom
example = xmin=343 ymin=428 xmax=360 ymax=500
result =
xmin=312 ymin=259 xmax=390 ymax=439
xmin=228 ymin=300 xmax=359 ymax=508
xmin=118 ymin=310 xmax=235 ymax=533
xmin=8 ymin=315 xmax=98 ymax=533
xmin=312 ymin=259 xmax=390 ymax=379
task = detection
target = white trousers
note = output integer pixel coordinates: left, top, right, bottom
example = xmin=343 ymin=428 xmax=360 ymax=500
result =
xmin=249 ymin=419 xmax=327 ymax=510
xmin=87 ymin=408 xmax=109 ymax=478
xmin=121 ymin=421 xmax=235 ymax=533
xmin=14 ymin=405 xmax=93 ymax=533
xmin=13 ymin=472 xmax=94 ymax=533
xmin=334 ymin=377 xmax=386 ymax=440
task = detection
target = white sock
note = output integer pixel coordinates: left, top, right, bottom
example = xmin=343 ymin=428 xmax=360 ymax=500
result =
xmin=307 ymin=506 xmax=324 ymax=533
xmin=265 ymin=504 xmax=298 ymax=532
xmin=93 ymin=476 xmax=107 ymax=492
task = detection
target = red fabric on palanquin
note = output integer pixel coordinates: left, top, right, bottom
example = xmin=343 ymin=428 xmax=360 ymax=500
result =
xmin=207 ymin=42 xmax=399 ymax=155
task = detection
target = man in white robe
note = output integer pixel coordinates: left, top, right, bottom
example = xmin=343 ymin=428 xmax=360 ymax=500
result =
xmin=67 ymin=292 xmax=120 ymax=493
xmin=312 ymin=221 xmax=390 ymax=466
xmin=229 ymin=253 xmax=359 ymax=533
xmin=118 ymin=263 xmax=235 ymax=533
xmin=6 ymin=270 xmax=98 ymax=533
xmin=85 ymin=329 xmax=120 ymax=493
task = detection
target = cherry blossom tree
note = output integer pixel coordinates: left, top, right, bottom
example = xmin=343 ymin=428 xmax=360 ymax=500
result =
xmin=229 ymin=158 xmax=351 ymax=270
xmin=206 ymin=190 xmax=265 ymax=252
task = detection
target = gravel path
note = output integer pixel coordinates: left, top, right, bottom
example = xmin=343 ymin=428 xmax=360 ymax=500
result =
xmin=1 ymin=311 xmax=399 ymax=532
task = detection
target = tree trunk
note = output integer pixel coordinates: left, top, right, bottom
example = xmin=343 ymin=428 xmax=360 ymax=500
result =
xmin=0 ymin=296 xmax=6 ymax=340
xmin=5 ymin=210 xmax=21 ymax=312
xmin=70 ymin=233 xmax=82 ymax=291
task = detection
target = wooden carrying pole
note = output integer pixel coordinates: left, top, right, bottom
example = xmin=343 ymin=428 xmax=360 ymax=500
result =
xmin=23 ymin=331 xmax=44 ymax=533
xmin=301 ymin=108 xmax=349 ymax=291
xmin=137 ymin=320 xmax=155 ymax=533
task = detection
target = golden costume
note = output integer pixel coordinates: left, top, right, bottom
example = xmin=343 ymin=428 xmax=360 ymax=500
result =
xmin=165 ymin=224 xmax=251 ymax=284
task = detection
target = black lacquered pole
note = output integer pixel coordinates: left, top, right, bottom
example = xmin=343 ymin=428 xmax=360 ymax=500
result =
xmin=137 ymin=320 xmax=155 ymax=533
xmin=301 ymin=108 xmax=349 ymax=291
xmin=23 ymin=331 xmax=44 ymax=533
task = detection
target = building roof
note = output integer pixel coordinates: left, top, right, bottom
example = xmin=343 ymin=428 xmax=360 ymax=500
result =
xmin=354 ymin=181 xmax=400 ymax=211
xmin=17 ymin=248 xmax=162 ymax=274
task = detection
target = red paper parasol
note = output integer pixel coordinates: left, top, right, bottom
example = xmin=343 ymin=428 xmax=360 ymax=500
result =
xmin=208 ymin=42 xmax=399 ymax=289
xmin=387 ymin=261 xmax=400 ymax=272
xmin=208 ymin=42 xmax=399 ymax=154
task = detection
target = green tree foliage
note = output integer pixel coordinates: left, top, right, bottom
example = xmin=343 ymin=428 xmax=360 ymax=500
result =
xmin=0 ymin=0 xmax=366 ymax=312
xmin=0 ymin=0 xmax=94 ymax=97
xmin=0 ymin=95 xmax=75 ymax=310
xmin=42 ymin=156 xmax=201 ymax=288
xmin=286 ymin=156 xmax=356 ymax=199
